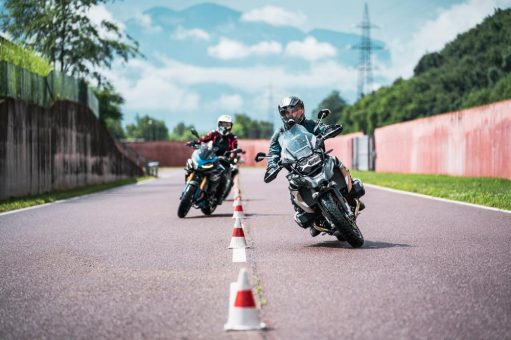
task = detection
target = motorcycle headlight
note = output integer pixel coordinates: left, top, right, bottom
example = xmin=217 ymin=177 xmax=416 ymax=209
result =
xmin=297 ymin=153 xmax=322 ymax=174
xmin=201 ymin=163 xmax=215 ymax=169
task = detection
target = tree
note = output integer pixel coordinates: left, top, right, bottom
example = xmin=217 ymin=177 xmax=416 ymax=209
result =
xmin=0 ymin=0 xmax=141 ymax=87
xmin=313 ymin=90 xmax=348 ymax=125
xmin=231 ymin=113 xmax=273 ymax=139
xmin=169 ymin=122 xmax=197 ymax=141
xmin=125 ymin=115 xmax=169 ymax=141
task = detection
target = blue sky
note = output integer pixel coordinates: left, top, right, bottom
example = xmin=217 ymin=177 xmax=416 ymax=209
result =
xmin=4 ymin=0 xmax=511 ymax=131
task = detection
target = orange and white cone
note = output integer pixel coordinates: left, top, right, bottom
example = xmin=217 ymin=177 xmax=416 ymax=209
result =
xmin=233 ymin=200 xmax=245 ymax=219
xmin=224 ymin=268 xmax=266 ymax=331
xmin=229 ymin=219 xmax=248 ymax=249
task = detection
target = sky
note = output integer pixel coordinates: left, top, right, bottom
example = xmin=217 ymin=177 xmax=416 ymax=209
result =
xmin=3 ymin=0 xmax=511 ymax=131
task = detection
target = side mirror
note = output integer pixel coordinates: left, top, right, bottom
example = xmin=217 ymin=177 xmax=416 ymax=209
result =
xmin=255 ymin=152 xmax=267 ymax=162
xmin=190 ymin=128 xmax=200 ymax=138
xmin=317 ymin=109 xmax=331 ymax=120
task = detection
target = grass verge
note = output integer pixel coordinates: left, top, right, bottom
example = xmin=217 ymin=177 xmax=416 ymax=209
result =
xmin=0 ymin=176 xmax=152 ymax=213
xmin=351 ymin=171 xmax=511 ymax=211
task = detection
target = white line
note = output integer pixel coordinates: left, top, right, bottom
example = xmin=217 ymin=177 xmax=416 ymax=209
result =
xmin=232 ymin=248 xmax=247 ymax=263
xmin=365 ymin=183 xmax=511 ymax=214
xmin=0 ymin=178 xmax=156 ymax=217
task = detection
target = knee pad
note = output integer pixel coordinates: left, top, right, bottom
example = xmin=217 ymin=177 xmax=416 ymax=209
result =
xmin=351 ymin=178 xmax=365 ymax=199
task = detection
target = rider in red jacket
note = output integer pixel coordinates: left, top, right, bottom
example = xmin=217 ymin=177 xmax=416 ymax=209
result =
xmin=189 ymin=115 xmax=238 ymax=156
xmin=186 ymin=115 xmax=238 ymax=203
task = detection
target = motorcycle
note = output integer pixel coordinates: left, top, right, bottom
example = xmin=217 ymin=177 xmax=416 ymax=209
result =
xmin=221 ymin=148 xmax=246 ymax=201
xmin=255 ymin=110 xmax=366 ymax=248
xmin=178 ymin=128 xmax=244 ymax=218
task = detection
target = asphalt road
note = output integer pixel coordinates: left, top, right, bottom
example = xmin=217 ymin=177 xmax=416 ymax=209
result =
xmin=1 ymin=168 xmax=510 ymax=339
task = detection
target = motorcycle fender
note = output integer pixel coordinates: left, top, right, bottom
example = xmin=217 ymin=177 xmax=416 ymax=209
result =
xmin=291 ymin=190 xmax=315 ymax=213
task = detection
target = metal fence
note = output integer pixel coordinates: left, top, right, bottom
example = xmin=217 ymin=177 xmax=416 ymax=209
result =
xmin=0 ymin=61 xmax=99 ymax=117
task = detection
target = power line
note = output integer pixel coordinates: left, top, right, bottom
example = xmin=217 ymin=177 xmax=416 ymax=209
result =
xmin=353 ymin=2 xmax=382 ymax=99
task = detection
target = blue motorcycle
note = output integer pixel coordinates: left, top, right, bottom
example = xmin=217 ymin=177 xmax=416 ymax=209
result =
xmin=177 ymin=129 xmax=243 ymax=218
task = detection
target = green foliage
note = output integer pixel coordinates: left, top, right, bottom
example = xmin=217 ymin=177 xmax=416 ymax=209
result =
xmin=352 ymin=171 xmax=511 ymax=211
xmin=0 ymin=0 xmax=141 ymax=87
xmin=312 ymin=90 xmax=349 ymax=125
xmin=125 ymin=115 xmax=169 ymax=141
xmin=169 ymin=122 xmax=198 ymax=141
xmin=104 ymin=117 xmax=125 ymax=139
xmin=0 ymin=36 xmax=52 ymax=76
xmin=327 ymin=9 xmax=511 ymax=134
xmin=0 ymin=176 xmax=151 ymax=213
xmin=232 ymin=113 xmax=273 ymax=139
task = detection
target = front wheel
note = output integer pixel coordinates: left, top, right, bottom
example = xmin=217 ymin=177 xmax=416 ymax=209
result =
xmin=178 ymin=184 xmax=195 ymax=218
xmin=319 ymin=193 xmax=364 ymax=248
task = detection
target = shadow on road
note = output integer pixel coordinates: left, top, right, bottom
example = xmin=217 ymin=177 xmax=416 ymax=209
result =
xmin=187 ymin=213 xmax=234 ymax=219
xmin=308 ymin=240 xmax=411 ymax=249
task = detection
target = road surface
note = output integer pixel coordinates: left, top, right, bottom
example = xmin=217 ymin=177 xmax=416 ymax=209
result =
xmin=1 ymin=168 xmax=510 ymax=339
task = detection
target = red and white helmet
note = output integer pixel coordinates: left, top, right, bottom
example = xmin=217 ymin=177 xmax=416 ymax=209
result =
xmin=217 ymin=115 xmax=233 ymax=135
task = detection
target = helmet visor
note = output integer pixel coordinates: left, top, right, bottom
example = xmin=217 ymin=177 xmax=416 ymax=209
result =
xmin=279 ymin=106 xmax=303 ymax=121
xmin=218 ymin=121 xmax=233 ymax=130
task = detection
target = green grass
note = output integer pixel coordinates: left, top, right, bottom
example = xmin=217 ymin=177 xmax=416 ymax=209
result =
xmin=0 ymin=37 xmax=52 ymax=76
xmin=0 ymin=176 xmax=152 ymax=213
xmin=351 ymin=171 xmax=511 ymax=211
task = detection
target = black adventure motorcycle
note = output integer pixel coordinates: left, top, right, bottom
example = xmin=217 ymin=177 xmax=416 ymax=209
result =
xmin=178 ymin=128 xmax=244 ymax=218
xmin=255 ymin=110 xmax=366 ymax=248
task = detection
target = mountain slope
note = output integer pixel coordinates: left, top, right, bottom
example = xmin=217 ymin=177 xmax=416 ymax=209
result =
xmin=340 ymin=8 xmax=511 ymax=133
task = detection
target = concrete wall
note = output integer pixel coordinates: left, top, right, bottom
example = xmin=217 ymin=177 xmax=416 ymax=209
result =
xmin=0 ymin=98 xmax=143 ymax=200
xmin=374 ymin=100 xmax=511 ymax=179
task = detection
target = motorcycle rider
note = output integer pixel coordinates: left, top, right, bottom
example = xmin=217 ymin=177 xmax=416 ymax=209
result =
xmin=186 ymin=115 xmax=238 ymax=202
xmin=265 ymin=96 xmax=364 ymax=237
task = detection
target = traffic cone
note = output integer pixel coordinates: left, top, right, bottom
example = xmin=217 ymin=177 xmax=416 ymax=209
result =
xmin=224 ymin=268 xmax=266 ymax=331
xmin=229 ymin=219 xmax=248 ymax=249
xmin=233 ymin=200 xmax=245 ymax=219
xmin=232 ymin=195 xmax=242 ymax=207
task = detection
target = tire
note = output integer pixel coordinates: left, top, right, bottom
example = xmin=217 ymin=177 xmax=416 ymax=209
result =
xmin=201 ymin=203 xmax=217 ymax=215
xmin=178 ymin=184 xmax=195 ymax=218
xmin=319 ymin=193 xmax=364 ymax=248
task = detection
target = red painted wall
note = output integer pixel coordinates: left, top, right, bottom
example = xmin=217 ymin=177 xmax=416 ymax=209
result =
xmin=124 ymin=141 xmax=193 ymax=167
xmin=124 ymin=134 xmax=361 ymax=169
xmin=374 ymin=100 xmax=511 ymax=179
xmin=325 ymin=132 xmax=363 ymax=169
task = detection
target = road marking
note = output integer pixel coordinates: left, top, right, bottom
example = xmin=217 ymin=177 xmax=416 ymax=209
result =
xmin=232 ymin=248 xmax=247 ymax=263
xmin=0 ymin=178 xmax=156 ymax=217
xmin=365 ymin=183 xmax=511 ymax=214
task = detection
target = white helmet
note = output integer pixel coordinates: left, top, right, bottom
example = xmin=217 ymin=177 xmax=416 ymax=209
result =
xmin=217 ymin=114 xmax=233 ymax=135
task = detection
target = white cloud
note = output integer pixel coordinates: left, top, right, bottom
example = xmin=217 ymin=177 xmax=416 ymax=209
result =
xmin=209 ymin=94 xmax=244 ymax=112
xmin=285 ymin=36 xmax=337 ymax=61
xmin=241 ymin=6 xmax=306 ymax=28
xmin=382 ymin=0 xmax=511 ymax=80
xmin=135 ymin=13 xmax=162 ymax=33
xmin=87 ymin=4 xmax=125 ymax=37
xmin=173 ymin=26 xmax=210 ymax=41
xmin=208 ymin=38 xmax=282 ymax=60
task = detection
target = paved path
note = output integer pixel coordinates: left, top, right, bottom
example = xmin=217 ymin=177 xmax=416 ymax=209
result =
xmin=1 ymin=168 xmax=510 ymax=339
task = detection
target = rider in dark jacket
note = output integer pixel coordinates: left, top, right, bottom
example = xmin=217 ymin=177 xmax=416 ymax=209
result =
xmin=265 ymin=96 xmax=363 ymax=237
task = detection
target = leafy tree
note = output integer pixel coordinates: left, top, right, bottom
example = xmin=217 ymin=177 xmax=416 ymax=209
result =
xmin=312 ymin=90 xmax=349 ymax=125
xmin=334 ymin=8 xmax=511 ymax=134
xmin=126 ymin=115 xmax=169 ymax=141
xmin=169 ymin=122 xmax=198 ymax=141
xmin=232 ymin=113 xmax=273 ymax=139
xmin=0 ymin=0 xmax=141 ymax=87
xmin=104 ymin=117 xmax=125 ymax=139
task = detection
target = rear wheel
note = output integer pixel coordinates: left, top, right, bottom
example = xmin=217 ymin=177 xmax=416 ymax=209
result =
xmin=178 ymin=184 xmax=195 ymax=218
xmin=319 ymin=193 xmax=364 ymax=248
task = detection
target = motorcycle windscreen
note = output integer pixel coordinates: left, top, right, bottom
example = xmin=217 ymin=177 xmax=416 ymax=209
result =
xmin=279 ymin=124 xmax=317 ymax=161
xmin=197 ymin=141 xmax=216 ymax=161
